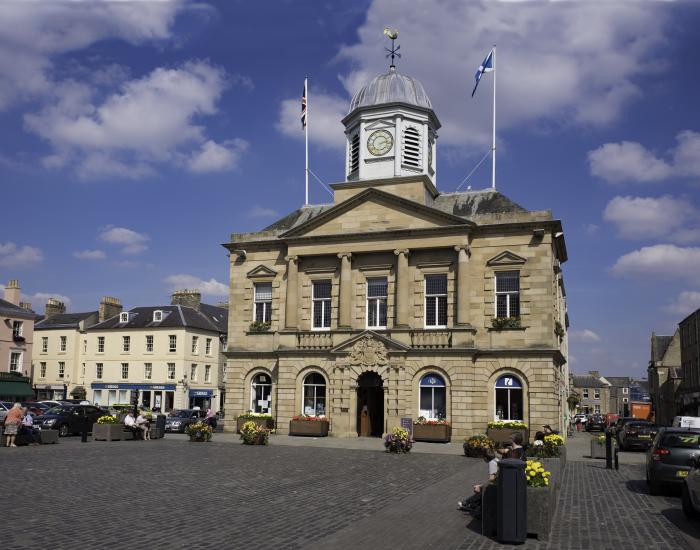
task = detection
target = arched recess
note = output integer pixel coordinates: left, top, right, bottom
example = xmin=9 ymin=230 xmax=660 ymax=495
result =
xmin=295 ymin=366 xmax=329 ymax=417
xmin=413 ymin=366 xmax=452 ymax=421
xmin=486 ymin=366 xmax=530 ymax=425
xmin=244 ymin=368 xmax=275 ymax=415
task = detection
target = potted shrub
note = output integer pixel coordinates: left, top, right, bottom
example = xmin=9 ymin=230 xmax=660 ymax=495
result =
xmin=92 ymin=415 xmax=124 ymax=442
xmin=413 ymin=417 xmax=451 ymax=443
xmin=590 ymin=434 xmax=607 ymax=459
xmin=249 ymin=321 xmax=271 ymax=332
xmin=289 ymin=415 xmax=329 ymax=437
xmin=463 ymin=433 xmax=495 ymax=458
xmin=185 ymin=421 xmax=212 ymax=442
xmin=486 ymin=420 xmax=528 ymax=446
xmin=491 ymin=316 xmax=521 ymax=329
xmin=384 ymin=426 xmax=413 ymax=453
xmin=236 ymin=411 xmax=274 ymax=433
xmin=240 ymin=420 xmax=270 ymax=445
xmin=526 ymin=459 xmax=554 ymax=541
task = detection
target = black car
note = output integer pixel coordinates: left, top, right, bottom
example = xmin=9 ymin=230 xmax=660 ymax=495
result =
xmin=164 ymin=409 xmax=208 ymax=433
xmin=33 ymin=404 xmax=108 ymax=437
xmin=612 ymin=417 xmax=638 ymax=441
xmin=585 ymin=415 xmax=606 ymax=432
xmin=618 ymin=420 xmax=658 ymax=451
xmin=647 ymin=428 xmax=700 ymax=495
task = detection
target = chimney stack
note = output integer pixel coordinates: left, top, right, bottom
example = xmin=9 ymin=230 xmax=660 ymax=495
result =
xmin=19 ymin=302 xmax=32 ymax=311
xmin=171 ymin=289 xmax=201 ymax=311
xmin=4 ymin=279 xmax=20 ymax=305
xmin=45 ymin=298 xmax=66 ymax=319
xmin=588 ymin=370 xmax=601 ymax=379
xmin=99 ymin=296 xmax=123 ymax=322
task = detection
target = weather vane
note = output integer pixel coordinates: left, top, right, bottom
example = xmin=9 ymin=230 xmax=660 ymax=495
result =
xmin=383 ymin=27 xmax=400 ymax=69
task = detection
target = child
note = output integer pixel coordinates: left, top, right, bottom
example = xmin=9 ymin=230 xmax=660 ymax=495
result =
xmin=458 ymin=448 xmax=499 ymax=516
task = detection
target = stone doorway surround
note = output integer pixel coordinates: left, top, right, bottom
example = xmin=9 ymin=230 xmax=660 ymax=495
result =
xmin=356 ymin=371 xmax=384 ymax=437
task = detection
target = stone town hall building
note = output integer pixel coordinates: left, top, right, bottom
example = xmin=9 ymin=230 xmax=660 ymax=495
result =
xmin=223 ymin=66 xmax=569 ymax=439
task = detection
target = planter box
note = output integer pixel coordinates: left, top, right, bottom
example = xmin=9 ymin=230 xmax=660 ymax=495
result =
xmin=539 ymin=458 xmax=562 ymax=495
xmin=92 ymin=423 xmax=126 ymax=441
xmin=243 ymin=434 xmax=268 ymax=445
xmin=590 ymin=440 xmax=607 ymax=459
xmin=37 ymin=429 xmax=59 ymax=444
xmin=289 ymin=420 xmax=329 ymax=437
xmin=236 ymin=417 xmax=274 ymax=434
xmin=527 ymin=485 xmax=553 ymax=540
xmin=464 ymin=445 xmax=489 ymax=458
xmin=413 ymin=424 xmax=451 ymax=443
xmin=487 ymin=427 xmax=528 ymax=447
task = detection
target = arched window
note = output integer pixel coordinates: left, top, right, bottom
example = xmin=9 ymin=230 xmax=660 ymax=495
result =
xmin=251 ymin=373 xmax=272 ymax=414
xmin=495 ymin=375 xmax=523 ymax=421
xmin=349 ymin=134 xmax=360 ymax=175
xmin=402 ymin=126 xmax=421 ymax=168
xmin=303 ymin=372 xmax=326 ymax=416
xmin=419 ymin=373 xmax=446 ymax=420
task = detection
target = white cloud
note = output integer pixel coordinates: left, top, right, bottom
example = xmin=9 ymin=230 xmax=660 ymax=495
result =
xmin=663 ymin=291 xmax=700 ymax=317
xmin=73 ymin=249 xmax=106 ymax=261
xmin=249 ymin=206 xmax=279 ymax=218
xmin=569 ymin=329 xmax=601 ymax=343
xmin=589 ymin=131 xmax=700 ymax=184
xmin=187 ymin=139 xmax=249 ymax=173
xmin=164 ymin=274 xmax=228 ymax=297
xmin=277 ymin=92 xmax=347 ymax=150
xmin=98 ymin=226 xmax=149 ymax=255
xmin=23 ymin=292 xmax=72 ymax=311
xmin=585 ymin=224 xmax=600 ymax=235
xmin=612 ymin=244 xmax=700 ymax=280
xmin=0 ymin=242 xmax=43 ymax=267
xmin=603 ymin=195 xmax=700 ymax=241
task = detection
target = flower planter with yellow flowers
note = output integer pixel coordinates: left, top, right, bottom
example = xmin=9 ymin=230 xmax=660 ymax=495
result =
xmin=236 ymin=413 xmax=274 ymax=434
xmin=525 ymin=459 xmax=554 ymax=541
xmin=486 ymin=421 xmax=528 ymax=446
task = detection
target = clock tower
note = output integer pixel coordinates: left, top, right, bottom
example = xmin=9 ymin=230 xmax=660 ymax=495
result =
xmin=341 ymin=65 xmax=440 ymax=186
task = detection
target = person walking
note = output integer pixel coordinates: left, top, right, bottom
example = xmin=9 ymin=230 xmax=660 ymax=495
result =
xmin=205 ymin=408 xmax=217 ymax=430
xmin=3 ymin=403 xmax=23 ymax=447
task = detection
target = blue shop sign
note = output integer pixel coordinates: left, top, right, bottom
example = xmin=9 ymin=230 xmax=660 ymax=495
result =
xmin=189 ymin=389 xmax=214 ymax=397
xmin=91 ymin=383 xmax=176 ymax=391
xmin=495 ymin=376 xmax=522 ymax=389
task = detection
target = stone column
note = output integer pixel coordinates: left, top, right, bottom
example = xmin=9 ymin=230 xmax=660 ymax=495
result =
xmin=454 ymin=245 xmax=470 ymax=326
xmin=284 ymin=255 xmax=299 ymax=329
xmin=338 ymin=253 xmax=353 ymax=328
xmin=394 ymin=249 xmax=410 ymax=327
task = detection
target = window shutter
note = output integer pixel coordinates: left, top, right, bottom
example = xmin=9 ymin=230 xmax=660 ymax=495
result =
xmin=402 ymin=127 xmax=421 ymax=168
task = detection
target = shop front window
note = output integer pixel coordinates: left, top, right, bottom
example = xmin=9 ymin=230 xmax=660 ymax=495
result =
xmin=494 ymin=375 xmax=523 ymax=421
xmin=419 ymin=373 xmax=446 ymax=420
xmin=251 ymin=373 xmax=272 ymax=414
xmin=302 ymin=372 xmax=326 ymax=416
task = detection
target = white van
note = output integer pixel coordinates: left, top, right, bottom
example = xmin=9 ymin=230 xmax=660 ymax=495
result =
xmin=672 ymin=416 xmax=700 ymax=428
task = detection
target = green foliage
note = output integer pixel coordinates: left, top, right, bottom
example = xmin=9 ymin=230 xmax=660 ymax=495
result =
xmin=96 ymin=415 xmax=118 ymax=424
xmin=249 ymin=321 xmax=271 ymax=332
xmin=491 ymin=316 xmax=522 ymax=329
xmin=240 ymin=420 xmax=270 ymax=445
xmin=487 ymin=420 xmax=527 ymax=429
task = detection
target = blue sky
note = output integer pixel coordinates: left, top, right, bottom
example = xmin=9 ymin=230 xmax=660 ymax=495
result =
xmin=1 ymin=0 xmax=700 ymax=378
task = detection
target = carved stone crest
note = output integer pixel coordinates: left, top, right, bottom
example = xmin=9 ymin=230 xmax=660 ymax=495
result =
xmin=346 ymin=334 xmax=388 ymax=367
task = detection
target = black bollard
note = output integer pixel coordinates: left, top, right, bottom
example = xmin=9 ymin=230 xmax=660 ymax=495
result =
xmin=605 ymin=429 xmax=613 ymax=469
xmin=614 ymin=447 xmax=619 ymax=470
xmin=81 ymin=415 xmax=88 ymax=443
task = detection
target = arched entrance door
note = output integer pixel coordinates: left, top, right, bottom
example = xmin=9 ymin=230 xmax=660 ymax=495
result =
xmin=357 ymin=372 xmax=384 ymax=437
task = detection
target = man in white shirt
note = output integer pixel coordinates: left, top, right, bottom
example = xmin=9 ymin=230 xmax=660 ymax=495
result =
xmin=124 ymin=412 xmax=144 ymax=439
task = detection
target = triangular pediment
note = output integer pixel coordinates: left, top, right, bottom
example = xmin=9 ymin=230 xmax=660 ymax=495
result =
xmin=332 ymin=330 xmax=409 ymax=356
xmin=246 ymin=264 xmax=277 ymax=278
xmin=282 ymin=188 xmax=471 ymax=238
xmin=365 ymin=119 xmax=395 ymax=130
xmin=486 ymin=250 xmax=527 ymax=266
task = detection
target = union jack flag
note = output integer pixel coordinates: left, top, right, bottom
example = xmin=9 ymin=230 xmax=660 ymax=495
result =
xmin=301 ymin=81 xmax=307 ymax=129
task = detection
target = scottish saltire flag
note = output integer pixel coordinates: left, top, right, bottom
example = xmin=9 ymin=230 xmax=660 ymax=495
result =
xmin=301 ymin=81 xmax=307 ymax=128
xmin=471 ymin=49 xmax=494 ymax=97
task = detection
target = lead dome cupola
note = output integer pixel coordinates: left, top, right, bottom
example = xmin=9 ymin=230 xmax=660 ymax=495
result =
xmin=348 ymin=66 xmax=433 ymax=114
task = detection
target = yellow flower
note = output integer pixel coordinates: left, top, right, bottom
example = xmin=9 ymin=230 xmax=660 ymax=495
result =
xmin=544 ymin=479 xmax=549 ymax=485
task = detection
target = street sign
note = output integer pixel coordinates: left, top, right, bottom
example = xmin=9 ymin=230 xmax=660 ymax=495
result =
xmin=401 ymin=417 xmax=413 ymax=438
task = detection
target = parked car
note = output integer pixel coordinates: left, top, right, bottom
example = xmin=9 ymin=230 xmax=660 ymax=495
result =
xmin=33 ymin=404 xmax=108 ymax=437
xmin=573 ymin=413 xmax=587 ymax=425
xmin=585 ymin=415 xmax=606 ymax=432
xmin=165 ymin=409 xmax=208 ymax=433
xmin=21 ymin=402 xmax=50 ymax=416
xmin=38 ymin=400 xmax=64 ymax=409
xmin=618 ymin=420 xmax=658 ymax=451
xmin=611 ymin=417 xmax=637 ymax=440
xmin=646 ymin=428 xmax=700 ymax=495
xmin=0 ymin=401 xmax=11 ymax=424
xmin=60 ymin=399 xmax=91 ymax=405
xmin=673 ymin=416 xmax=700 ymax=429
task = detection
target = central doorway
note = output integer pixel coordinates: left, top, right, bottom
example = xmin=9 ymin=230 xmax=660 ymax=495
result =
xmin=356 ymin=372 xmax=384 ymax=437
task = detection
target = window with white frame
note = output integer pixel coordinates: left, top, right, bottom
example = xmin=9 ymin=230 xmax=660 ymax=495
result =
xmin=83 ymin=339 xmax=87 ymax=353
xmin=169 ymin=335 xmax=177 ymax=352
xmin=205 ymin=338 xmax=212 ymax=355
xmin=120 ymin=312 xmax=129 ymax=323
xmin=594 ymin=389 xmax=600 ymax=399
xmin=254 ymin=282 xmax=272 ymax=323
xmin=192 ymin=336 xmax=199 ymax=354
xmin=9 ymin=352 xmax=22 ymax=373
xmin=96 ymin=363 xmax=103 ymax=379
xmin=623 ymin=397 xmax=628 ymax=404
xmin=144 ymin=363 xmax=152 ymax=380
xmin=167 ymin=363 xmax=175 ymax=379
xmin=41 ymin=337 xmax=48 ymax=353
xmin=251 ymin=373 xmax=272 ymax=414
xmin=153 ymin=310 xmax=163 ymax=322
xmin=121 ymin=363 xmax=129 ymax=379
xmin=366 ymin=277 xmax=388 ymax=329
xmin=58 ymin=361 xmax=65 ymax=378
xmin=594 ymin=404 xmax=601 ymax=414
xmin=12 ymin=320 xmax=23 ymax=338
xmin=302 ymin=372 xmax=326 ymax=416
xmin=40 ymin=362 xmax=46 ymax=378
xmin=122 ymin=335 xmax=130 ymax=352
xmin=312 ymin=279 xmax=332 ymax=330
xmin=495 ymin=375 xmax=523 ymax=421
xmin=146 ymin=335 xmax=153 ymax=352
xmin=622 ymin=387 xmax=628 ymax=394
xmin=495 ymin=271 xmax=520 ymax=319
xmin=425 ymin=275 xmax=447 ymax=328
xmin=60 ymin=336 xmax=67 ymax=352
xmin=204 ymin=365 xmax=211 ymax=382
xmin=583 ymin=388 xmax=589 ymax=399
xmin=190 ymin=364 xmax=197 ymax=382
xmin=97 ymin=336 xmax=105 ymax=353
xmin=419 ymin=374 xmax=446 ymax=420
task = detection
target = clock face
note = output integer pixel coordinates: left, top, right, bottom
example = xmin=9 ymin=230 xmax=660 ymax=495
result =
xmin=367 ymin=130 xmax=393 ymax=156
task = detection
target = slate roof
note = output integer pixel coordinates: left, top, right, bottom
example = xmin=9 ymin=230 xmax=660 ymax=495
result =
xmin=0 ymin=298 xmax=39 ymax=320
xmin=88 ymin=303 xmax=228 ymax=333
xmin=652 ymin=334 xmax=674 ymax=362
xmin=572 ymin=375 xmax=607 ymax=389
xmin=349 ymin=68 xmax=433 ymax=114
xmin=35 ymin=311 xmax=97 ymax=330
xmin=604 ymin=376 xmax=631 ymax=388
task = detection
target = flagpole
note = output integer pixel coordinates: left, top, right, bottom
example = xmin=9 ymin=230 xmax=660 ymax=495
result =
xmin=305 ymin=76 xmax=309 ymax=205
xmin=491 ymin=45 xmax=496 ymax=190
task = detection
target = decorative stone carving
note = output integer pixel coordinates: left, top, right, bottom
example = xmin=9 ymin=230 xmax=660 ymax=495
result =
xmin=346 ymin=334 xmax=388 ymax=367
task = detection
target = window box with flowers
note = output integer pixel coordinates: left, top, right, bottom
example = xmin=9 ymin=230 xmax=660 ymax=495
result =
xmin=490 ymin=316 xmax=522 ymax=330
xmin=236 ymin=411 xmax=274 ymax=433
xmin=289 ymin=415 xmax=329 ymax=437
xmin=486 ymin=420 xmax=528 ymax=447
xmin=463 ymin=433 xmax=495 ymax=458
xmin=249 ymin=321 xmax=271 ymax=333
xmin=93 ymin=415 xmax=125 ymax=441
xmin=240 ymin=420 xmax=270 ymax=445
xmin=412 ymin=417 xmax=451 ymax=443
xmin=526 ymin=459 xmax=555 ymax=541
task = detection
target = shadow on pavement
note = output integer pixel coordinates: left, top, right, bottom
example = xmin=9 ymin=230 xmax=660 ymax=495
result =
xmin=660 ymin=508 xmax=700 ymax=542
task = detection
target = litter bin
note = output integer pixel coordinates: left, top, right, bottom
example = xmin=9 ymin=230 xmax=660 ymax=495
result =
xmin=150 ymin=414 xmax=166 ymax=439
xmin=497 ymin=458 xmax=527 ymax=544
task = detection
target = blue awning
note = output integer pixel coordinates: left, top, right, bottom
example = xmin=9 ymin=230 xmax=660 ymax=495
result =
xmin=91 ymin=383 xmax=176 ymax=391
xmin=189 ymin=389 xmax=214 ymax=397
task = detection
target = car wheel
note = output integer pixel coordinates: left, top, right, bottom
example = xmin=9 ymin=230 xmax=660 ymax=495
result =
xmin=683 ymin=484 xmax=698 ymax=518
xmin=58 ymin=424 xmax=69 ymax=437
